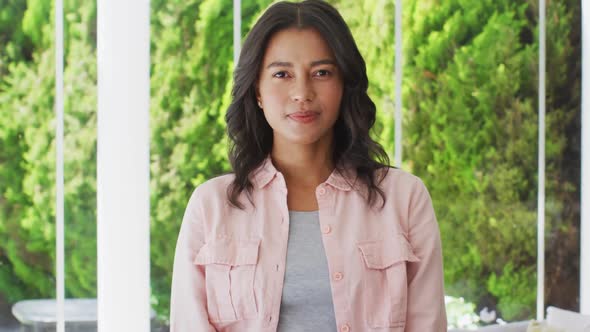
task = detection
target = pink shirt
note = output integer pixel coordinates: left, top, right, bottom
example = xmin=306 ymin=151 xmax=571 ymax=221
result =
xmin=170 ymin=158 xmax=447 ymax=332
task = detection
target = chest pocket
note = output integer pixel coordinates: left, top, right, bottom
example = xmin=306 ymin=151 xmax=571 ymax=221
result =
xmin=194 ymin=238 xmax=260 ymax=322
xmin=357 ymin=235 xmax=420 ymax=328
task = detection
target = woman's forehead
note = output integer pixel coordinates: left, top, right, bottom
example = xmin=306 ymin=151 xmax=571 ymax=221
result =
xmin=262 ymin=28 xmax=336 ymax=66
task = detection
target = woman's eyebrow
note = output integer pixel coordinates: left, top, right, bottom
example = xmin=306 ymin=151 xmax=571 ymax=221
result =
xmin=266 ymin=59 xmax=336 ymax=69
xmin=266 ymin=61 xmax=292 ymax=69
xmin=310 ymin=59 xmax=336 ymax=67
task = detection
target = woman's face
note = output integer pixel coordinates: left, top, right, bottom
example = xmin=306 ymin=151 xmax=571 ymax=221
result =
xmin=256 ymin=28 xmax=343 ymax=147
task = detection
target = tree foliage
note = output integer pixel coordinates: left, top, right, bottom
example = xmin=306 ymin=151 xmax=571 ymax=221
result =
xmin=398 ymin=0 xmax=581 ymax=320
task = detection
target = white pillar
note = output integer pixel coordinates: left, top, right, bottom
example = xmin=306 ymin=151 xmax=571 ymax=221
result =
xmin=536 ymin=0 xmax=546 ymax=321
xmin=96 ymin=0 xmax=151 ymax=331
xmin=233 ymin=0 xmax=241 ymax=66
xmin=54 ymin=0 xmax=65 ymax=331
xmin=394 ymin=0 xmax=403 ymax=167
xmin=581 ymin=0 xmax=590 ymax=315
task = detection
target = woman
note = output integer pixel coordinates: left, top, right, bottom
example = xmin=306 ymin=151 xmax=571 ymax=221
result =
xmin=170 ymin=1 xmax=447 ymax=331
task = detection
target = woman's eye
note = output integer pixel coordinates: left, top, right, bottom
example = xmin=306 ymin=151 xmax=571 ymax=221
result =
xmin=273 ymin=71 xmax=289 ymax=78
xmin=315 ymin=69 xmax=331 ymax=77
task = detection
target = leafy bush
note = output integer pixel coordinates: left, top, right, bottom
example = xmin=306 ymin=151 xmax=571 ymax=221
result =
xmin=399 ymin=0 xmax=580 ymax=320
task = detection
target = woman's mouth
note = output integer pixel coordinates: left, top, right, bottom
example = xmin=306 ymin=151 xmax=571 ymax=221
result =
xmin=287 ymin=111 xmax=319 ymax=124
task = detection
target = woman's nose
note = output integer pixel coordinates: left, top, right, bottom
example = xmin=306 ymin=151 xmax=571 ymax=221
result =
xmin=291 ymin=77 xmax=315 ymax=102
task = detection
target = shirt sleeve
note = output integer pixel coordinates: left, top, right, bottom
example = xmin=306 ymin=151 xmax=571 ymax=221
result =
xmin=405 ymin=179 xmax=447 ymax=332
xmin=170 ymin=190 xmax=216 ymax=332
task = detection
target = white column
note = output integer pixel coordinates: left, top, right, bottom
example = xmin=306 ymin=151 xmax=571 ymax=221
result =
xmin=581 ymin=0 xmax=590 ymax=315
xmin=96 ymin=0 xmax=151 ymax=331
xmin=233 ymin=0 xmax=241 ymax=66
xmin=394 ymin=0 xmax=403 ymax=167
xmin=537 ymin=0 xmax=546 ymax=321
xmin=54 ymin=0 xmax=65 ymax=331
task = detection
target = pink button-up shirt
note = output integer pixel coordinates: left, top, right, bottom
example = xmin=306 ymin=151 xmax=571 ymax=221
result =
xmin=170 ymin=158 xmax=447 ymax=331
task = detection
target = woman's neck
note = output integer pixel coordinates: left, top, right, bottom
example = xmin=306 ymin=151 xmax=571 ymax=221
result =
xmin=270 ymin=141 xmax=334 ymax=190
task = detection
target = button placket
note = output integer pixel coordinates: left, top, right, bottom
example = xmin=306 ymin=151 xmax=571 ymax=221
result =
xmin=270 ymin=175 xmax=289 ymax=329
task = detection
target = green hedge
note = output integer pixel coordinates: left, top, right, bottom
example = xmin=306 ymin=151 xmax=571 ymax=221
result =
xmin=0 ymin=0 xmax=580 ymax=323
xmin=399 ymin=0 xmax=580 ymax=320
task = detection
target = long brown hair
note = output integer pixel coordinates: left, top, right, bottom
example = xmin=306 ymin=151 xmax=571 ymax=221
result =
xmin=225 ymin=0 xmax=390 ymax=209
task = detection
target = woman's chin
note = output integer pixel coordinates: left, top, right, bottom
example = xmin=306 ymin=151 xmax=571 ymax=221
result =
xmin=276 ymin=133 xmax=328 ymax=147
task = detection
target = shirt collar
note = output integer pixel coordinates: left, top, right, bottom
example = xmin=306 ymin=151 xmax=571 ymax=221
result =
xmin=251 ymin=155 xmax=356 ymax=191
xmin=251 ymin=157 xmax=278 ymax=189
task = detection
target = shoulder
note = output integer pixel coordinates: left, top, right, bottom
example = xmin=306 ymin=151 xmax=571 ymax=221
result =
xmin=187 ymin=173 xmax=236 ymax=210
xmin=378 ymin=167 xmax=428 ymax=194
xmin=372 ymin=167 xmax=433 ymax=210
xmin=376 ymin=168 xmax=437 ymax=233
xmin=194 ymin=173 xmax=235 ymax=195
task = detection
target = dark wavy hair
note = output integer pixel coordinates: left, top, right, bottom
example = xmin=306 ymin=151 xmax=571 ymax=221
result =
xmin=225 ymin=0 xmax=390 ymax=209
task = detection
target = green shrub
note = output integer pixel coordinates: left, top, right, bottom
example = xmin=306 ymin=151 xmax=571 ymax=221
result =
xmin=400 ymin=0 xmax=580 ymax=320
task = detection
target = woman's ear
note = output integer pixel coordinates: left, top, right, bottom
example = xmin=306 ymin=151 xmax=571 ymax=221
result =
xmin=255 ymin=87 xmax=262 ymax=109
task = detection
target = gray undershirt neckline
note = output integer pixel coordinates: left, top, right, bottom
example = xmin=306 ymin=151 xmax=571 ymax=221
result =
xmin=276 ymin=210 xmax=337 ymax=332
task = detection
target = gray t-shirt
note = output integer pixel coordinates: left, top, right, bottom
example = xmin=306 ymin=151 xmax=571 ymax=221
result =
xmin=277 ymin=211 xmax=337 ymax=332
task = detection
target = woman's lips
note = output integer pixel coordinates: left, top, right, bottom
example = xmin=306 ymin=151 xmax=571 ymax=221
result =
xmin=288 ymin=111 xmax=319 ymax=124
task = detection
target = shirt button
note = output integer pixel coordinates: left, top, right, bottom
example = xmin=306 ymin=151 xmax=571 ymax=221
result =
xmin=333 ymin=272 xmax=343 ymax=281
xmin=317 ymin=187 xmax=327 ymax=195
xmin=340 ymin=324 xmax=350 ymax=332
xmin=322 ymin=225 xmax=332 ymax=234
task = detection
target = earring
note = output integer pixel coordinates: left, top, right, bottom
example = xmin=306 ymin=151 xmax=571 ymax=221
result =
xmin=257 ymin=100 xmax=262 ymax=108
